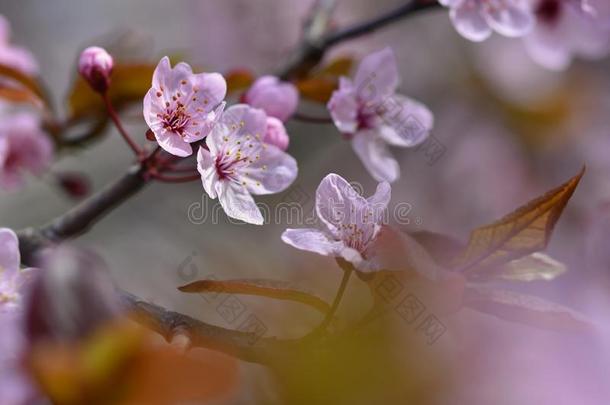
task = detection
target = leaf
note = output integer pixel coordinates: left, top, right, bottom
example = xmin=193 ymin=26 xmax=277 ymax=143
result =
xmin=296 ymin=77 xmax=337 ymax=103
xmin=409 ymin=230 xmax=465 ymax=268
xmin=178 ymin=278 xmax=331 ymax=314
xmin=296 ymin=57 xmax=354 ymax=103
xmin=313 ymin=57 xmax=354 ymax=77
xmin=0 ymin=85 xmax=43 ymax=107
xmin=496 ymin=252 xmax=567 ymax=282
xmin=0 ymin=63 xmax=46 ymax=101
xmin=463 ymin=286 xmax=593 ymax=332
xmin=453 ymin=167 xmax=585 ymax=275
xmin=67 ymin=63 xmax=155 ymax=120
xmin=225 ymin=69 xmax=254 ymax=94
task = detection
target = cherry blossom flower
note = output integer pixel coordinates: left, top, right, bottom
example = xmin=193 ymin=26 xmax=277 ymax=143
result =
xmin=0 ymin=112 xmax=53 ymax=190
xmin=440 ymin=0 xmax=535 ymax=42
xmin=143 ymin=56 xmax=227 ymax=157
xmin=243 ymin=75 xmax=299 ymax=122
xmin=327 ymin=48 xmax=433 ymax=183
xmin=523 ymin=0 xmax=610 ymax=70
xmin=0 ymin=228 xmax=38 ymax=405
xmin=197 ymin=104 xmax=298 ymax=225
xmin=0 ymin=14 xmax=38 ymax=76
xmin=78 ymin=46 xmax=114 ymax=93
xmin=263 ymin=116 xmax=290 ymax=151
xmin=282 ymin=173 xmax=390 ymax=272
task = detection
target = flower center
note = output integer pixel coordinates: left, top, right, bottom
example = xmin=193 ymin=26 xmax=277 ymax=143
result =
xmin=340 ymin=223 xmax=367 ymax=252
xmin=161 ymin=104 xmax=191 ymax=137
xmin=536 ymin=0 xmax=562 ymax=24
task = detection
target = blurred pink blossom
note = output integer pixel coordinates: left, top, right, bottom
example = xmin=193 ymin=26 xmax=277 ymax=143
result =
xmin=197 ymin=105 xmax=297 ymax=225
xmin=282 ymin=173 xmax=390 ymax=272
xmin=523 ymin=0 xmax=610 ymax=70
xmin=0 ymin=228 xmax=38 ymax=405
xmin=263 ymin=116 xmax=290 ymax=151
xmin=143 ymin=56 xmax=227 ymax=157
xmin=328 ymin=48 xmax=433 ymax=183
xmin=439 ymin=0 xmax=534 ymax=42
xmin=0 ymin=112 xmax=53 ymax=190
xmin=0 ymin=14 xmax=38 ymax=76
xmin=243 ymin=75 xmax=299 ymax=122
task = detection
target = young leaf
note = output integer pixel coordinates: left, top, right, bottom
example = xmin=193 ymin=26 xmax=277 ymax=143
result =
xmin=225 ymin=69 xmax=254 ymax=94
xmin=495 ymin=252 xmax=567 ymax=282
xmin=296 ymin=57 xmax=354 ymax=103
xmin=0 ymin=85 xmax=43 ymax=108
xmin=453 ymin=167 xmax=584 ymax=275
xmin=178 ymin=278 xmax=331 ymax=314
xmin=0 ymin=63 xmax=47 ymax=101
xmin=463 ymin=286 xmax=593 ymax=332
xmin=68 ymin=63 xmax=155 ymax=120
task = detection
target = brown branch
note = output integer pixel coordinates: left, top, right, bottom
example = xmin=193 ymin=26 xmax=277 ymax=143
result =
xmin=16 ymin=0 xmax=442 ymax=365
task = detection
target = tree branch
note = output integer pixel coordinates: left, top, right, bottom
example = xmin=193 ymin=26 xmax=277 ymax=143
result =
xmin=16 ymin=0 xmax=443 ymax=365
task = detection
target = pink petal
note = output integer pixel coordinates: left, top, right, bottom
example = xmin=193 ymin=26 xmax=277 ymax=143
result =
xmin=191 ymin=72 xmax=228 ymax=112
xmin=523 ymin=27 xmax=572 ymax=70
xmin=451 ymin=1 xmax=493 ymax=42
xmin=196 ymin=146 xmax=219 ymax=199
xmin=366 ymin=181 xmax=392 ymax=217
xmin=351 ymin=131 xmax=400 ymax=183
xmin=155 ymin=130 xmax=193 ymax=157
xmin=281 ymin=228 xmax=343 ymax=256
xmin=219 ymin=104 xmax=267 ymax=139
xmin=217 ymin=182 xmax=264 ymax=225
xmin=328 ymin=77 xmax=359 ymax=134
xmin=354 ymin=47 xmax=399 ymax=103
xmin=485 ymin=1 xmax=534 ymax=37
xmin=245 ymin=76 xmax=299 ymax=122
xmin=378 ymin=94 xmax=433 ymax=147
xmin=246 ymin=142 xmax=298 ymax=196
xmin=315 ymin=173 xmax=368 ymax=235
xmin=263 ymin=117 xmax=290 ymax=151
xmin=0 ymin=228 xmax=20 ymax=276
xmin=152 ymin=56 xmax=192 ymax=91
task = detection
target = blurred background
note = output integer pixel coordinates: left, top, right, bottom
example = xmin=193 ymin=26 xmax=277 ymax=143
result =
xmin=2 ymin=0 xmax=610 ymax=403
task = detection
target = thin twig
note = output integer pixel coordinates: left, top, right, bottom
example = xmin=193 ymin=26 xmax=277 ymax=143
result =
xmin=318 ymin=259 xmax=354 ymax=331
xmin=103 ymin=92 xmax=143 ymax=156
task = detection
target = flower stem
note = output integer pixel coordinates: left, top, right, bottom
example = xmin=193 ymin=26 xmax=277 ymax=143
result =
xmin=102 ymin=92 xmax=143 ymax=156
xmin=150 ymin=173 xmax=200 ymax=183
xmin=318 ymin=259 xmax=354 ymax=331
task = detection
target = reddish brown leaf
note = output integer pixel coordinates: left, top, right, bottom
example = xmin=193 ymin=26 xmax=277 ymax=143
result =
xmin=296 ymin=77 xmax=337 ymax=103
xmin=0 ymin=63 xmax=46 ymax=101
xmin=0 ymin=85 xmax=43 ymax=107
xmin=453 ymin=167 xmax=585 ymax=275
xmin=463 ymin=286 xmax=593 ymax=332
xmin=225 ymin=68 xmax=255 ymax=93
xmin=179 ymin=278 xmax=331 ymax=313
xmin=67 ymin=63 xmax=155 ymax=120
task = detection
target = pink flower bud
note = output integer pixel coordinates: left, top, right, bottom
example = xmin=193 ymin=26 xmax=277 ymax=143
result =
xmin=263 ymin=116 xmax=290 ymax=151
xmin=78 ymin=46 xmax=113 ymax=93
xmin=243 ymin=75 xmax=299 ymax=122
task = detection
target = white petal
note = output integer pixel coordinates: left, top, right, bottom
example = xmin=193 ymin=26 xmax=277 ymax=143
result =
xmin=351 ymin=131 xmax=400 ymax=183
xmin=451 ymin=2 xmax=493 ymax=42
xmin=0 ymin=228 xmax=19 ymax=276
xmin=246 ymin=144 xmax=298 ymax=195
xmin=377 ymin=94 xmax=433 ymax=147
xmin=196 ymin=147 xmax=219 ymax=199
xmin=217 ymin=182 xmax=264 ymax=225
xmin=281 ymin=228 xmax=342 ymax=256
xmin=485 ymin=2 xmax=534 ymax=37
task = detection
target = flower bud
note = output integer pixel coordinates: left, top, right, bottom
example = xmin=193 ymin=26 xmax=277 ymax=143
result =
xmin=263 ymin=116 xmax=290 ymax=151
xmin=243 ymin=75 xmax=299 ymax=122
xmin=78 ymin=46 xmax=114 ymax=93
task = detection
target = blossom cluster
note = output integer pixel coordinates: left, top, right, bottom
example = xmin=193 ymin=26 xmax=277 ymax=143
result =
xmin=441 ymin=0 xmax=610 ymax=70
